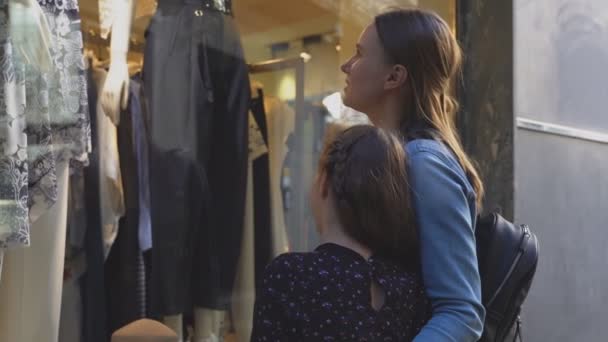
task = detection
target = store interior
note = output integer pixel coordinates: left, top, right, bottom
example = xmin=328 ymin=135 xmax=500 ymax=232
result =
xmin=0 ymin=0 xmax=454 ymax=341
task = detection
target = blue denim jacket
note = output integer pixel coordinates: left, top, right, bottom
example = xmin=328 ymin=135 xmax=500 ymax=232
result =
xmin=406 ymin=139 xmax=485 ymax=342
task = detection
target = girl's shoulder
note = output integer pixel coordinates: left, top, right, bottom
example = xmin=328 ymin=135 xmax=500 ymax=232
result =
xmin=259 ymin=251 xmax=324 ymax=298
xmin=371 ymin=255 xmax=425 ymax=292
xmin=264 ymin=252 xmax=310 ymax=274
xmin=261 ymin=252 xmax=316 ymax=282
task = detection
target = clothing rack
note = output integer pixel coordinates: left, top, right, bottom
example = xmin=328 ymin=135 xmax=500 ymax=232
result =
xmin=248 ymin=56 xmax=306 ymax=119
xmin=248 ymin=56 xmax=308 ymax=244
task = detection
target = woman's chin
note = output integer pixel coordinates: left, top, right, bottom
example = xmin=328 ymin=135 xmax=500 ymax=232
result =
xmin=341 ymin=91 xmax=353 ymax=108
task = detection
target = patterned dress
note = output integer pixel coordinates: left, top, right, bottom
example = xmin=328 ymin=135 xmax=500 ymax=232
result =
xmin=0 ymin=0 xmax=90 ymax=249
xmin=251 ymin=243 xmax=431 ymax=341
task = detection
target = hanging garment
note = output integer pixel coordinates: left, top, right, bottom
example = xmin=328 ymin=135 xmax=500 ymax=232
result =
xmin=129 ymin=76 xmax=152 ymax=252
xmin=0 ymin=0 xmax=91 ymax=250
xmin=58 ymin=166 xmax=88 ymax=342
xmin=0 ymin=1 xmax=30 ymax=248
xmin=263 ymin=95 xmax=294 ymax=255
xmin=249 ymin=89 xmax=273 ymax=288
xmin=79 ymin=65 xmax=108 ymax=342
xmin=105 ymin=81 xmax=147 ymax=336
xmin=33 ymin=0 xmax=91 ymax=207
xmin=230 ymin=90 xmax=294 ymax=342
xmin=0 ymin=161 xmax=70 ymax=342
xmin=231 ymin=109 xmax=267 ymax=342
xmin=91 ymin=67 xmax=125 ymax=258
xmin=144 ymin=0 xmax=249 ymax=315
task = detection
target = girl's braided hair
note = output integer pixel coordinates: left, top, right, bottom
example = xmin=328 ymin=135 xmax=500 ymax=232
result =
xmin=318 ymin=124 xmax=420 ymax=271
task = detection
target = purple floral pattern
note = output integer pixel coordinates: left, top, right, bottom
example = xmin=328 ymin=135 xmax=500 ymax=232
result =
xmin=251 ymin=243 xmax=431 ymax=341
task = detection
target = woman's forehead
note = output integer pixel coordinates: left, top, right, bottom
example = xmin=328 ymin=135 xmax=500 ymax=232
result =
xmin=358 ymin=24 xmax=384 ymax=53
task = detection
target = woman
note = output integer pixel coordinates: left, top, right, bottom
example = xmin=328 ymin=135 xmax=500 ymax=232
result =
xmin=340 ymin=8 xmax=485 ymax=342
xmin=251 ymin=125 xmax=430 ymax=341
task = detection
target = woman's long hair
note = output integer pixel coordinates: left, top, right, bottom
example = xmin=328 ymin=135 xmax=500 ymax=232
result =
xmin=375 ymin=8 xmax=485 ymax=210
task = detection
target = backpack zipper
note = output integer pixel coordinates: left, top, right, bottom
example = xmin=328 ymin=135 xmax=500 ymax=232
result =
xmin=486 ymin=226 xmax=530 ymax=307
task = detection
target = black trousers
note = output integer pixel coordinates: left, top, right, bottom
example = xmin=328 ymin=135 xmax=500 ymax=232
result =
xmin=105 ymin=83 xmax=147 ymax=336
xmin=250 ymin=90 xmax=273 ymax=288
xmin=143 ymin=0 xmax=250 ymax=314
xmin=80 ymin=66 xmax=108 ymax=342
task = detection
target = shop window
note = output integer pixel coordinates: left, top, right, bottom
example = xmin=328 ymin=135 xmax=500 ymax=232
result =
xmin=0 ymin=1 xmax=454 ymax=341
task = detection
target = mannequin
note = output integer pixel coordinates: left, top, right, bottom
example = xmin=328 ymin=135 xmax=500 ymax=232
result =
xmin=100 ymin=0 xmax=135 ymax=125
xmin=105 ymin=0 xmax=248 ymax=341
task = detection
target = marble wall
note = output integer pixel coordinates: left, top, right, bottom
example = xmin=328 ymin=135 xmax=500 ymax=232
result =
xmin=458 ymin=0 xmax=515 ymax=219
xmin=459 ymin=0 xmax=608 ymax=340
xmin=514 ymin=0 xmax=608 ymax=340
xmin=515 ymin=0 xmax=608 ymax=132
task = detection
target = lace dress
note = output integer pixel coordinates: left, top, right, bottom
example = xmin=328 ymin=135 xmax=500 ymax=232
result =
xmin=0 ymin=0 xmax=90 ymax=250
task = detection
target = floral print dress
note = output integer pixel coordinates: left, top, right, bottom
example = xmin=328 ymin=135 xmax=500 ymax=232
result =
xmin=0 ymin=0 xmax=90 ymax=250
xmin=251 ymin=243 xmax=431 ymax=341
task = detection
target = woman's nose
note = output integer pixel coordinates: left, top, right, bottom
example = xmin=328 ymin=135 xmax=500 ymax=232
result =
xmin=340 ymin=60 xmax=350 ymax=74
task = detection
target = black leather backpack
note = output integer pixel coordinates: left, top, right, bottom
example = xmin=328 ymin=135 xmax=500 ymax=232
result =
xmin=475 ymin=213 xmax=539 ymax=342
xmin=404 ymin=128 xmax=540 ymax=341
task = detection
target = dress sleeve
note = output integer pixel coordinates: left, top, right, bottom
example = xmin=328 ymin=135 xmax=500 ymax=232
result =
xmin=408 ymin=150 xmax=485 ymax=342
xmin=250 ymin=257 xmax=292 ymax=342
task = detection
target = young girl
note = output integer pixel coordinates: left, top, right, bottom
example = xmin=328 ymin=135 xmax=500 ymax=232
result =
xmin=250 ymin=125 xmax=429 ymax=341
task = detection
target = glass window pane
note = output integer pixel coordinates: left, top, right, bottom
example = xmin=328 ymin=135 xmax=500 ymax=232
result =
xmin=0 ymin=1 xmax=454 ymax=341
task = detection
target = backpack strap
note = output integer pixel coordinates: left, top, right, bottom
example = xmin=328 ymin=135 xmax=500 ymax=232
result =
xmin=512 ymin=316 xmax=523 ymax=342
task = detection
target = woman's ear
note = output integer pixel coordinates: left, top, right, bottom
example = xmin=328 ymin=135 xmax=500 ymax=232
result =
xmin=384 ymin=64 xmax=408 ymax=90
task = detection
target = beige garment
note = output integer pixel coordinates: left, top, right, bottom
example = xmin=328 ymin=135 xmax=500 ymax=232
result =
xmin=231 ymin=95 xmax=296 ymax=339
xmin=92 ymin=67 xmax=125 ymax=258
xmin=231 ymin=96 xmax=295 ymax=341
xmin=231 ymin=111 xmax=268 ymax=341
xmin=231 ymin=162 xmax=256 ymax=342
xmin=264 ymin=96 xmax=295 ymax=255
xmin=0 ymin=161 xmax=69 ymax=342
xmin=58 ymin=275 xmax=82 ymax=342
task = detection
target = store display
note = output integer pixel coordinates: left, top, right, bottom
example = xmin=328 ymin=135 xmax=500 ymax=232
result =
xmin=0 ymin=0 xmax=91 ymax=340
xmin=0 ymin=0 xmax=456 ymax=341
xmin=142 ymin=0 xmax=249 ymax=339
